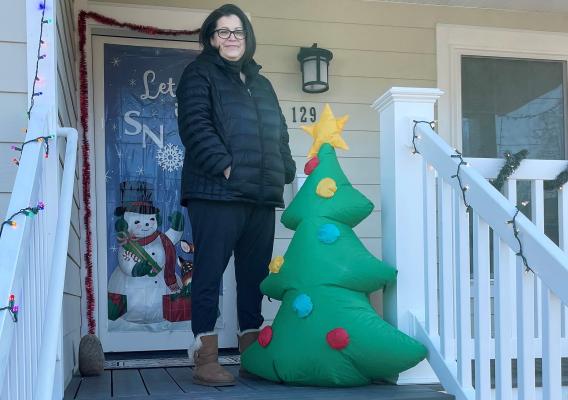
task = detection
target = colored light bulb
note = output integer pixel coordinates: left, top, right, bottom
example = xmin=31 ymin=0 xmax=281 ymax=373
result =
xmin=37 ymin=202 xmax=45 ymax=210
xmin=9 ymin=294 xmax=14 ymax=302
xmin=12 ymin=306 xmax=18 ymax=313
xmin=9 ymin=221 xmax=17 ymax=228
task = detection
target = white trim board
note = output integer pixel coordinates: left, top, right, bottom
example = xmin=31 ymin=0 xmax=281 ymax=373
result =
xmin=87 ymin=1 xmax=252 ymax=32
xmin=436 ymin=24 xmax=568 ymax=149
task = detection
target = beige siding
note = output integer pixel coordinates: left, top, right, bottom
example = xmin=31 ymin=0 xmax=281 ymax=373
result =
xmin=57 ymin=0 xmax=81 ymax=388
xmin=0 ymin=1 xmax=27 ymax=219
xmin=87 ymin=0 xmax=568 ymax=320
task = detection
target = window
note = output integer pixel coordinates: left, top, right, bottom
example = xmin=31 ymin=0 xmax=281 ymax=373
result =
xmin=461 ymin=56 xmax=566 ymax=159
xmin=438 ymin=25 xmax=568 ymax=245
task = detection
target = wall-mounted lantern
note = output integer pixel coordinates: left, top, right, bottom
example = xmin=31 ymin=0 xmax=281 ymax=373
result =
xmin=297 ymin=43 xmax=333 ymax=93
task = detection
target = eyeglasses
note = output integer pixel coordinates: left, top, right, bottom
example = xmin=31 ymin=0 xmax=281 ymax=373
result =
xmin=214 ymin=29 xmax=246 ymax=40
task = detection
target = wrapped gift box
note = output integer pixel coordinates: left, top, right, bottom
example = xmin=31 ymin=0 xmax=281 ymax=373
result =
xmin=163 ymin=293 xmax=191 ymax=322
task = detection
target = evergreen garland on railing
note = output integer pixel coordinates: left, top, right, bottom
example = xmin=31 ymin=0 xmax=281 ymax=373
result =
xmin=544 ymin=167 xmax=568 ymax=191
xmin=491 ymin=149 xmax=528 ymax=191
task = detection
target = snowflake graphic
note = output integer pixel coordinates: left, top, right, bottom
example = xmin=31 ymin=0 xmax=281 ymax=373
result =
xmin=156 ymin=143 xmax=184 ymax=173
xmin=111 ymin=57 xmax=120 ymax=67
xmin=129 ymin=78 xmax=136 ymax=87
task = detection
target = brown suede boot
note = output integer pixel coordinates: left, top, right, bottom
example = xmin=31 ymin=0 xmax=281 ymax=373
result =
xmin=193 ymin=334 xmax=236 ymax=386
xmin=238 ymin=331 xmax=261 ymax=379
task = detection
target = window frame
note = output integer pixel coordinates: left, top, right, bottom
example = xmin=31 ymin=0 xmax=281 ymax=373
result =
xmin=436 ymin=24 xmax=568 ymax=154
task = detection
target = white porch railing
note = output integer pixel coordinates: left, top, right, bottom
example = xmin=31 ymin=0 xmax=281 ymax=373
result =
xmin=373 ymin=88 xmax=568 ymax=400
xmin=0 ymin=106 xmax=78 ymax=400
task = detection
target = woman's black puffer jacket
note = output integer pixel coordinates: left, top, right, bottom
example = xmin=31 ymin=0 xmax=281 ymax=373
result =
xmin=176 ymin=50 xmax=296 ymax=208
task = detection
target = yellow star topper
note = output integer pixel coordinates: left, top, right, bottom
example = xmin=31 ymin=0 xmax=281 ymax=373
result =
xmin=301 ymin=104 xmax=349 ymax=158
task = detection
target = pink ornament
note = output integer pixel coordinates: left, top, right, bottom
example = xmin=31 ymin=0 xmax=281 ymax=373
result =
xmin=304 ymin=157 xmax=320 ymax=175
xmin=326 ymin=327 xmax=349 ymax=350
xmin=258 ymin=326 xmax=273 ymax=347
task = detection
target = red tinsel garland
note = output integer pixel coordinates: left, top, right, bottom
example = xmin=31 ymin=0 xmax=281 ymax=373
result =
xmin=78 ymin=10 xmax=200 ymax=334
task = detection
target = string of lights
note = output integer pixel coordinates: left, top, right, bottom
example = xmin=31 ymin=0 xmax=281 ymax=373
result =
xmin=0 ymin=2 xmax=51 ymax=327
xmin=0 ymin=295 xmax=19 ymax=323
xmin=27 ymin=0 xmax=49 ymax=119
xmin=0 ymin=202 xmax=45 ymax=238
xmin=11 ymin=135 xmax=53 ymax=165
xmin=411 ymin=120 xmax=435 ymax=155
xmin=508 ymin=202 xmax=532 ymax=272
xmin=411 ymin=120 xmax=533 ymax=273
xmin=450 ymin=149 xmax=472 ymax=211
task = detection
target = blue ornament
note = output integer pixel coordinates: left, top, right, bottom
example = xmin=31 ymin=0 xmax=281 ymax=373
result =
xmin=318 ymin=223 xmax=340 ymax=244
xmin=292 ymin=294 xmax=313 ymax=318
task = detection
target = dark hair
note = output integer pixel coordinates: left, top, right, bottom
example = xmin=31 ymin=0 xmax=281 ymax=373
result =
xmin=199 ymin=4 xmax=256 ymax=64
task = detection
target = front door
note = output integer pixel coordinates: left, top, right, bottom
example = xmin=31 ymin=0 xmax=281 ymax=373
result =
xmin=92 ymin=35 xmax=238 ymax=352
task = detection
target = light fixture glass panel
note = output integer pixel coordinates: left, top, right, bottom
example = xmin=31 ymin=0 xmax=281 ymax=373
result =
xmin=319 ymin=57 xmax=328 ymax=83
xmin=303 ymin=57 xmax=318 ymax=83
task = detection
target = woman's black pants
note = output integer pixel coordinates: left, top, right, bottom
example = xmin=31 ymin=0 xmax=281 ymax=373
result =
xmin=186 ymin=199 xmax=275 ymax=337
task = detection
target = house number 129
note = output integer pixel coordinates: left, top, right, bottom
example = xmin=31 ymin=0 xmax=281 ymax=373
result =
xmin=291 ymin=106 xmax=317 ymax=123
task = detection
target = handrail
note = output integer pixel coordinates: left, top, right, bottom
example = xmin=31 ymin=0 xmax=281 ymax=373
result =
xmin=0 ymin=107 xmax=49 ymax=394
xmin=414 ymin=122 xmax=568 ymax=304
xmin=35 ymin=127 xmax=78 ymax=400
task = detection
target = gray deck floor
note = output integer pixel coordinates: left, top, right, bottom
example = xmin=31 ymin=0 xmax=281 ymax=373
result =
xmin=64 ymin=365 xmax=453 ymax=400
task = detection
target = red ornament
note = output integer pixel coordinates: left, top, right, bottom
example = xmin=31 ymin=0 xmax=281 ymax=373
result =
xmin=326 ymin=328 xmax=349 ymax=350
xmin=304 ymin=157 xmax=320 ymax=175
xmin=258 ymin=326 xmax=273 ymax=347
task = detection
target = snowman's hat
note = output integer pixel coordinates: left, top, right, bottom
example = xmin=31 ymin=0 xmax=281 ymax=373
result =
xmin=115 ymin=181 xmax=160 ymax=216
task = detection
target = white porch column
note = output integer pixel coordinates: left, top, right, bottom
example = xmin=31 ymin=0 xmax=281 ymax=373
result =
xmin=372 ymin=87 xmax=443 ymax=384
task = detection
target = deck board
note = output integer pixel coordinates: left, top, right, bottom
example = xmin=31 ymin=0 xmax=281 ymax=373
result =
xmin=113 ymin=369 xmax=148 ymax=397
xmin=71 ymin=366 xmax=454 ymax=399
xmin=140 ymin=368 xmax=184 ymax=395
xmin=166 ymin=367 xmax=220 ymax=394
xmin=74 ymin=371 xmax=111 ymax=399
xmin=64 ymin=376 xmax=82 ymax=399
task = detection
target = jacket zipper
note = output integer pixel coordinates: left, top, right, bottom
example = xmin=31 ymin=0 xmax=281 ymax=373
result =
xmin=245 ymin=81 xmax=265 ymax=203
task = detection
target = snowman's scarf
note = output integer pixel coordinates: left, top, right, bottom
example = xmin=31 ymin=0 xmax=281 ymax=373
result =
xmin=121 ymin=231 xmax=177 ymax=288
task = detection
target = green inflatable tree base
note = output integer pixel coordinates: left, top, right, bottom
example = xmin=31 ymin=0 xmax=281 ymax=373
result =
xmin=241 ymin=142 xmax=427 ymax=387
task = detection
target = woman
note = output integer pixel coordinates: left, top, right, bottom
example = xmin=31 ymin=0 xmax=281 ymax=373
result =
xmin=176 ymin=3 xmax=296 ymax=387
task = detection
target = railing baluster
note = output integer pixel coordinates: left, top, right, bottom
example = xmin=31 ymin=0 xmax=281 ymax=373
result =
xmin=542 ymin=284 xmax=561 ymax=400
xmin=454 ymin=191 xmax=472 ymax=389
xmin=516 ymin=257 xmax=536 ymax=400
xmin=437 ymin=178 xmax=455 ymax=360
xmin=423 ymin=160 xmax=438 ymax=335
xmin=494 ymin=234 xmax=513 ymax=400
xmin=472 ymin=212 xmax=491 ymax=399
xmin=560 ymin=185 xmax=568 ymax=340
xmin=531 ymin=180 xmax=544 ymax=341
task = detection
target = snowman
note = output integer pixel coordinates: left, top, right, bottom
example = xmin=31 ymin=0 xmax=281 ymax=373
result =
xmin=108 ymin=181 xmax=184 ymax=324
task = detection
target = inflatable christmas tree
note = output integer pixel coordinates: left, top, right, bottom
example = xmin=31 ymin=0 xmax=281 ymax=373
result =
xmin=241 ymin=104 xmax=427 ymax=387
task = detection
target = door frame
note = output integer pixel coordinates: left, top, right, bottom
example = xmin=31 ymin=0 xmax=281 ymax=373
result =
xmin=91 ymin=34 xmax=238 ymax=352
xmin=436 ymin=24 xmax=568 ymax=150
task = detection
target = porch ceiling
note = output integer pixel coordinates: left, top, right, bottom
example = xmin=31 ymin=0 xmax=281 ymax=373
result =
xmin=365 ymin=0 xmax=568 ymax=14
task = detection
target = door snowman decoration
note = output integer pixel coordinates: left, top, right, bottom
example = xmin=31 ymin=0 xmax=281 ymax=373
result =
xmin=108 ymin=181 xmax=184 ymax=324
